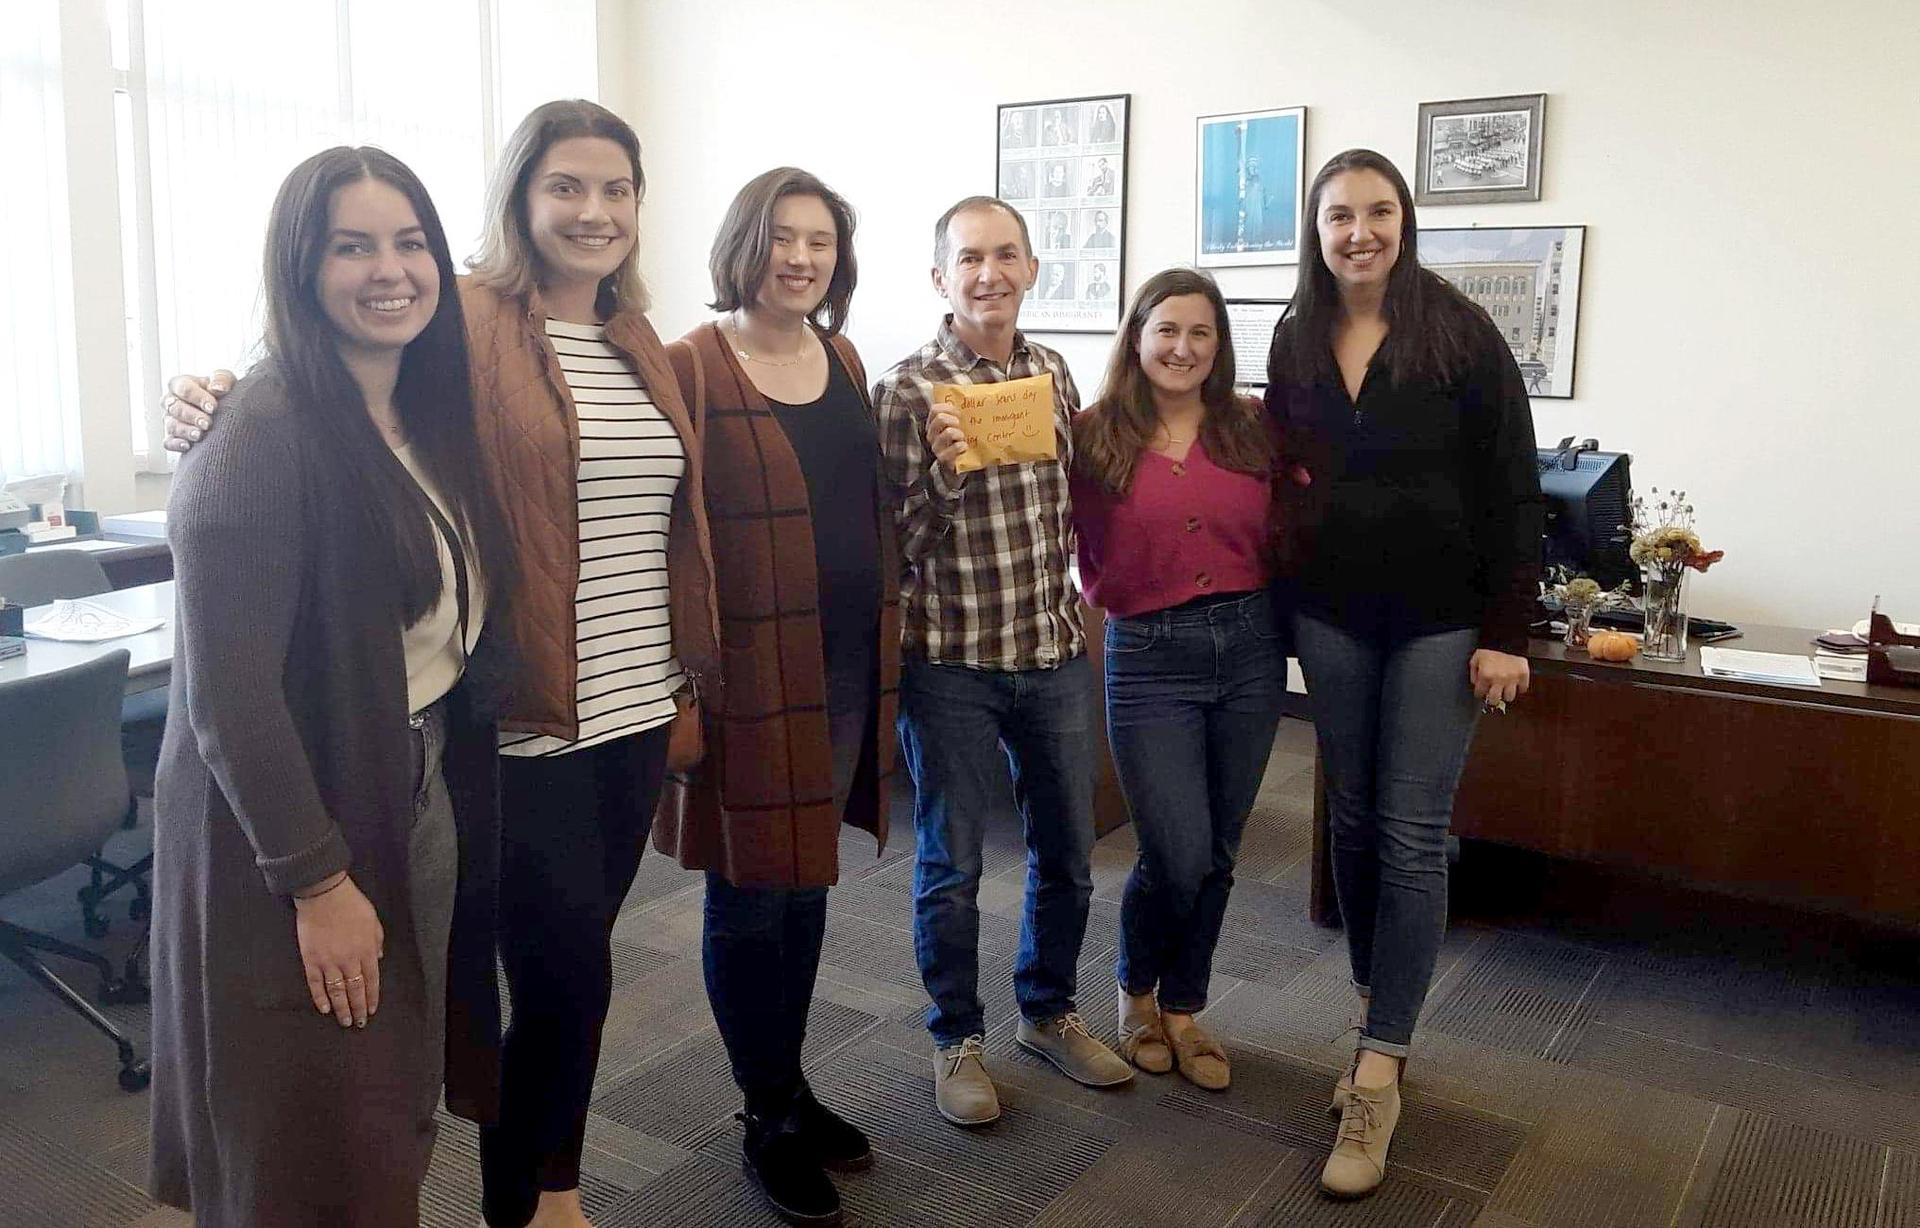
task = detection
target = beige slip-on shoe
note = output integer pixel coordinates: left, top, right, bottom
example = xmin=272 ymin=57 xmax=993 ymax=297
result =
xmin=1168 ymin=1019 xmax=1231 ymax=1091
xmin=1116 ymin=987 xmax=1173 ymax=1075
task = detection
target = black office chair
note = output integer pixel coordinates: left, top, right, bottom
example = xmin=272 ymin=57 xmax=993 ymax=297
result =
xmin=0 ymin=548 xmax=161 ymax=938
xmin=0 ymin=651 xmax=152 ymax=1091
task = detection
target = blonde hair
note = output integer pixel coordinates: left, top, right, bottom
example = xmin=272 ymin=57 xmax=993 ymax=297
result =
xmin=468 ymin=99 xmax=650 ymax=314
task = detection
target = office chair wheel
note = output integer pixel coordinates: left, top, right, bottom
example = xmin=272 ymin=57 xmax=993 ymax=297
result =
xmin=119 ymin=1061 xmax=152 ymax=1093
xmin=83 ymin=912 xmax=110 ymax=940
xmin=100 ymin=974 xmax=150 ymax=1007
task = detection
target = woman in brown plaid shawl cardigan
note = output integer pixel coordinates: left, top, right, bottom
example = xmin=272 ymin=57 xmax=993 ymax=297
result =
xmin=654 ymin=323 xmax=900 ymax=881
xmin=651 ymin=168 xmax=900 ymax=1226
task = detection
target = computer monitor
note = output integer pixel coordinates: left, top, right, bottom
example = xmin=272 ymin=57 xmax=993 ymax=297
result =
xmin=1537 ymin=442 xmax=1634 ymax=589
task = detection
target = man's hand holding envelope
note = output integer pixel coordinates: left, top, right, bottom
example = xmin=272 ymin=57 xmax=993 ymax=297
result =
xmin=924 ymin=373 xmax=1059 ymax=476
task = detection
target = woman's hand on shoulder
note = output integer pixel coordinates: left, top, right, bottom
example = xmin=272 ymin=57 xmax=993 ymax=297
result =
xmin=161 ymin=370 xmax=235 ymax=453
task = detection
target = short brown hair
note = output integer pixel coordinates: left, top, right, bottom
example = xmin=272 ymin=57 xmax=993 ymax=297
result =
xmin=933 ymin=196 xmax=1032 ymax=268
xmin=707 ymin=168 xmax=858 ymax=335
xmin=468 ymin=99 xmax=650 ymax=315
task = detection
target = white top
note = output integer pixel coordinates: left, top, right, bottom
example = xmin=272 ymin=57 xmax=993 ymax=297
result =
xmin=392 ymin=444 xmax=484 ymax=713
xmin=498 ymin=318 xmax=685 ymax=757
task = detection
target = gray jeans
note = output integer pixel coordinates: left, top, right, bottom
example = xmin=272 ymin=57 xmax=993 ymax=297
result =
xmin=1292 ymin=614 xmax=1481 ymax=1058
xmin=406 ymin=699 xmax=459 ymax=1093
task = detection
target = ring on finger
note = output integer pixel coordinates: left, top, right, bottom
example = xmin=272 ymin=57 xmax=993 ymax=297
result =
xmin=325 ymin=978 xmax=346 ymax=988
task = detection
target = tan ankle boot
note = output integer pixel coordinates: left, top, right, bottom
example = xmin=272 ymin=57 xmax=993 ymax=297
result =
xmin=1320 ymin=1077 xmax=1400 ymax=1199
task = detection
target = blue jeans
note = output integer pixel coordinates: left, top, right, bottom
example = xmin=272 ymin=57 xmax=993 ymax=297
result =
xmin=899 ymin=654 xmax=1097 ymax=1046
xmin=1107 ymin=591 xmax=1286 ymax=1013
xmin=1292 ymin=613 xmax=1481 ymax=1057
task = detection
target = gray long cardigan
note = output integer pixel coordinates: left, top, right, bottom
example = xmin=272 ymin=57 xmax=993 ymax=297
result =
xmin=148 ymin=369 xmax=503 ymax=1226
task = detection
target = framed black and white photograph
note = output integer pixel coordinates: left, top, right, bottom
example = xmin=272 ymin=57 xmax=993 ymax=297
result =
xmin=1197 ymin=105 xmax=1305 ymax=267
xmin=1223 ymin=298 xmax=1289 ymax=389
xmin=997 ymin=92 xmax=1129 ymax=332
xmin=1415 ymin=93 xmax=1546 ymax=206
xmin=1419 ymin=225 xmax=1584 ymax=398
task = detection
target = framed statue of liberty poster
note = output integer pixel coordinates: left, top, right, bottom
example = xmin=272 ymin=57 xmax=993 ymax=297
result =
xmin=1196 ymin=105 xmax=1306 ymax=268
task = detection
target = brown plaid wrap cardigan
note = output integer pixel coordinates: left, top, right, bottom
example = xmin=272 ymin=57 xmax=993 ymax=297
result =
xmin=651 ymin=322 xmax=899 ymax=888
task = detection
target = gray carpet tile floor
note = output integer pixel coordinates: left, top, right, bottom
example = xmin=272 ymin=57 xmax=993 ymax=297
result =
xmin=3 ymin=715 xmax=1918 ymax=1227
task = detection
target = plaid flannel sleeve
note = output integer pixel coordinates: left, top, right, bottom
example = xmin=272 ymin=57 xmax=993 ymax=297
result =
xmin=874 ymin=368 xmax=970 ymax=567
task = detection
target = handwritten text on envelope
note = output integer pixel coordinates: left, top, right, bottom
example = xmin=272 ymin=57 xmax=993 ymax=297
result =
xmin=931 ymin=373 xmax=1059 ymax=473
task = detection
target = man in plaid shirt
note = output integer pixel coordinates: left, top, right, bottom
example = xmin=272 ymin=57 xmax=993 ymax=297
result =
xmin=874 ymin=196 xmax=1132 ymax=1128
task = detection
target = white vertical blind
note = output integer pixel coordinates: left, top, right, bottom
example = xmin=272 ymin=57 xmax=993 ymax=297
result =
xmin=495 ymin=0 xmax=600 ymax=147
xmin=137 ymin=1 xmax=351 ymax=385
xmin=0 ymin=1 xmax=82 ymax=483
xmin=0 ymin=1 xmax=600 ymax=488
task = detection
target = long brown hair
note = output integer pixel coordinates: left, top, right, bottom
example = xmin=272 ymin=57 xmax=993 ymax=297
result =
xmin=262 ymin=146 xmax=517 ymax=633
xmin=468 ymin=99 xmax=650 ymax=316
xmin=707 ymin=167 xmax=858 ymax=335
xmin=1074 ymin=268 xmax=1272 ymax=495
xmin=1269 ymin=148 xmax=1487 ymax=391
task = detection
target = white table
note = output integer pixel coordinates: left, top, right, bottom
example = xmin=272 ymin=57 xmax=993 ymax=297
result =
xmin=1 ymin=581 xmax=174 ymax=695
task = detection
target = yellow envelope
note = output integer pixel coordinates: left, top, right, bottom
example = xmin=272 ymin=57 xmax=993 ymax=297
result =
xmin=931 ymin=373 xmax=1059 ymax=473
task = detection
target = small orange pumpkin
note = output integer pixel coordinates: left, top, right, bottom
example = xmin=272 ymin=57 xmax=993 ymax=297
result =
xmin=1588 ymin=630 xmax=1639 ymax=661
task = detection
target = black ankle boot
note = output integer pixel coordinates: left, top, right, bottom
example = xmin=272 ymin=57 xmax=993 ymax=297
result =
xmin=792 ymin=1082 xmax=874 ymax=1172
xmin=739 ymin=1107 xmax=842 ymax=1226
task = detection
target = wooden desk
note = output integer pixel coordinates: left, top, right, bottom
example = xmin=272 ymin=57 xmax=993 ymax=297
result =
xmin=1309 ymin=623 xmax=1920 ymax=931
xmin=1 ymin=582 xmax=175 ymax=696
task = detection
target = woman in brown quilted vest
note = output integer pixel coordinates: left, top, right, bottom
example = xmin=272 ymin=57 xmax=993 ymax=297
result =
xmin=162 ymin=100 xmax=720 ymax=1228
xmin=652 ymin=167 xmax=899 ymax=1228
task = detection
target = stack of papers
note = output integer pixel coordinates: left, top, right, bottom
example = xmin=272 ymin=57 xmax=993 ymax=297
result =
xmin=1698 ymin=647 xmax=1821 ymax=687
xmin=23 ymin=599 xmax=164 ymax=643
xmin=1814 ymin=653 xmax=1869 ymax=682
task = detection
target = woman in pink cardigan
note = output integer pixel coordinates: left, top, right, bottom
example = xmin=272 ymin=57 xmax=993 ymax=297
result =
xmin=1069 ymin=268 xmax=1287 ymax=1094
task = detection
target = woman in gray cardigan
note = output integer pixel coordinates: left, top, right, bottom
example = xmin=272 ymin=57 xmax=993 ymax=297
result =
xmin=149 ymin=146 xmax=518 ymax=1226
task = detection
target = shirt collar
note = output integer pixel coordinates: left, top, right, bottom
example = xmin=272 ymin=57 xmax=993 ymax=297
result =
xmin=936 ymin=315 xmax=1032 ymax=372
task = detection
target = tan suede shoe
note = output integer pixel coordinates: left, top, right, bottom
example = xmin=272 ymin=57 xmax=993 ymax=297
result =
xmin=1320 ymin=1077 xmax=1401 ymax=1199
xmin=1016 ymin=1013 xmax=1134 ymax=1087
xmin=1116 ymin=988 xmax=1172 ymax=1075
xmin=1168 ymin=1020 xmax=1230 ymax=1091
xmin=934 ymin=1035 xmax=1000 ymax=1126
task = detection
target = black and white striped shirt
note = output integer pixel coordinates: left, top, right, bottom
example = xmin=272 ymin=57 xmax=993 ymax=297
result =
xmin=498 ymin=318 xmax=685 ymax=757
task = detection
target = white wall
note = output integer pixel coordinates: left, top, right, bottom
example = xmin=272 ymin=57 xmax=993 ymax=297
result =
xmin=608 ymin=0 xmax=1920 ymax=632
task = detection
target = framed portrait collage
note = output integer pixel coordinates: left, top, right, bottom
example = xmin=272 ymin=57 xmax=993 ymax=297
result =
xmin=997 ymin=93 xmax=1129 ymax=333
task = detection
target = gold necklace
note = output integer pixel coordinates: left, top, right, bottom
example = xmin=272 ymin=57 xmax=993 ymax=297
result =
xmin=727 ymin=320 xmax=809 ymax=368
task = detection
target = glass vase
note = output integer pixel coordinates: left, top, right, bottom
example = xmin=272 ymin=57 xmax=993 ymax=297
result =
xmin=1562 ymin=602 xmax=1597 ymax=649
xmin=1640 ymin=564 xmax=1689 ymax=662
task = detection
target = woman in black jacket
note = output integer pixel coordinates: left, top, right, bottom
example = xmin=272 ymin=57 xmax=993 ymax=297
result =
xmin=1264 ymin=148 xmax=1543 ymax=1201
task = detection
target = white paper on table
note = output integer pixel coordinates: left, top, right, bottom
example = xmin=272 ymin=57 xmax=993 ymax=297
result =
xmin=1698 ymin=646 xmax=1821 ymax=687
xmin=1814 ymin=653 xmax=1869 ymax=682
xmin=23 ymin=599 xmax=164 ymax=642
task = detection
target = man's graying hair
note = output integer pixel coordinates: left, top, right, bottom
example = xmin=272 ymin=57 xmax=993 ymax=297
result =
xmin=932 ymin=196 xmax=1033 ymax=267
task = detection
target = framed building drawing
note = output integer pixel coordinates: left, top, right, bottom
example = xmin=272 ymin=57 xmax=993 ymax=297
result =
xmin=1415 ymin=93 xmax=1546 ymax=206
xmin=1196 ymin=105 xmax=1305 ymax=267
xmin=997 ymin=93 xmax=1129 ymax=332
xmin=1419 ymin=225 xmax=1585 ymax=398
